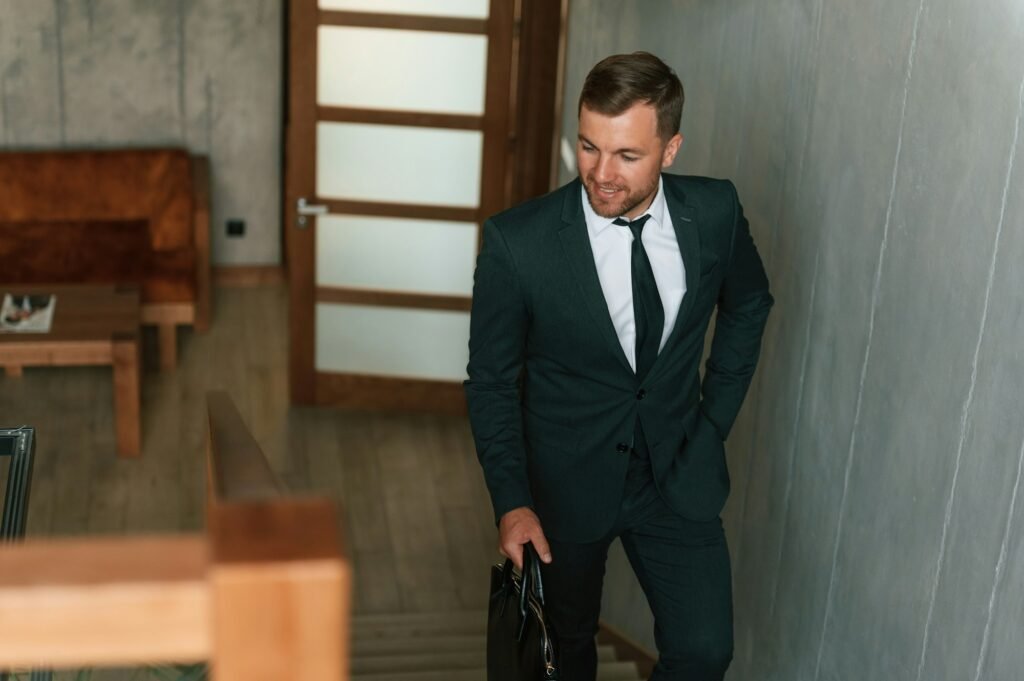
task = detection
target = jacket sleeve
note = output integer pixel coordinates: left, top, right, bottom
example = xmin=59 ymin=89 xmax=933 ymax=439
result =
xmin=701 ymin=181 xmax=774 ymax=439
xmin=464 ymin=218 xmax=534 ymax=524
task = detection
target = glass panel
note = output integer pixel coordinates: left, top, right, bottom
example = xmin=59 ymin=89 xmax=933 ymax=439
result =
xmin=318 ymin=27 xmax=487 ymax=115
xmin=317 ymin=122 xmax=482 ymax=207
xmin=316 ymin=304 xmax=470 ymax=381
xmin=318 ymin=0 xmax=489 ymax=19
xmin=317 ymin=215 xmax=477 ymax=295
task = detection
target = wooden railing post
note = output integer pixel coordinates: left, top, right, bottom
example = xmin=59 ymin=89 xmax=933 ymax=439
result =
xmin=208 ymin=500 xmax=350 ymax=680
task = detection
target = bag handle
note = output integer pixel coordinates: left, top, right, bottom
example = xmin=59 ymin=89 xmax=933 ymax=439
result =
xmin=511 ymin=542 xmax=547 ymax=641
xmin=523 ymin=542 xmax=545 ymax=606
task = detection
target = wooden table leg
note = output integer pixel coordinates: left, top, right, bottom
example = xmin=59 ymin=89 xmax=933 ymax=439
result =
xmin=158 ymin=323 xmax=177 ymax=371
xmin=113 ymin=336 xmax=142 ymax=458
xmin=4 ymin=365 xmax=23 ymax=378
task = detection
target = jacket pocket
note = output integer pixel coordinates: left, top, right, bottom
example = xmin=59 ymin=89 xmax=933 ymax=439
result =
xmin=680 ymin=402 xmax=702 ymax=443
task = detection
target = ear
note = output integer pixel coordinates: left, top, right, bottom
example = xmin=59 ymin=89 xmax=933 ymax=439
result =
xmin=661 ymin=133 xmax=683 ymax=168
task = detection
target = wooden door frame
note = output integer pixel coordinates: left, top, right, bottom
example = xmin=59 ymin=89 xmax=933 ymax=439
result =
xmin=285 ymin=0 xmax=317 ymax=405
xmin=285 ymin=0 xmax=568 ymax=410
xmin=507 ymin=0 xmax=571 ymax=206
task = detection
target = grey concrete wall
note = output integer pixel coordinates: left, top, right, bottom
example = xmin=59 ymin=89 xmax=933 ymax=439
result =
xmin=560 ymin=1 xmax=1024 ymax=679
xmin=0 ymin=0 xmax=282 ymax=265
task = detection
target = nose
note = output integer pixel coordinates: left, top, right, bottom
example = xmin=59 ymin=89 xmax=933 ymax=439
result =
xmin=592 ymin=155 xmax=614 ymax=184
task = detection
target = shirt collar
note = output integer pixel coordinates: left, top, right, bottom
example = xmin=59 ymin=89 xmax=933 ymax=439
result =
xmin=581 ymin=175 xmax=670 ymax=238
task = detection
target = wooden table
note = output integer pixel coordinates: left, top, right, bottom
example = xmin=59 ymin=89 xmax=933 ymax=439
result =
xmin=0 ymin=285 xmax=141 ymax=458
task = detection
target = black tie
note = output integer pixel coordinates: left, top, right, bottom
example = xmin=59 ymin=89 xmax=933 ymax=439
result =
xmin=614 ymin=215 xmax=663 ymax=382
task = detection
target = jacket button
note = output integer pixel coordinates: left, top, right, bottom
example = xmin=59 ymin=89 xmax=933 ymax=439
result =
xmin=616 ymin=442 xmax=629 ymax=453
xmin=636 ymin=389 xmax=647 ymax=400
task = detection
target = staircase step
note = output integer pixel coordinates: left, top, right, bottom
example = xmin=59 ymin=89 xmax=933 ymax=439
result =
xmin=352 ymin=611 xmax=487 ymax=639
xmin=351 ymin=661 xmax=641 ymax=681
xmin=595 ymin=661 xmax=645 ymax=681
xmin=350 ymin=612 xmax=640 ymax=681
xmin=353 ymin=611 xmax=488 ymax=627
xmin=352 ymin=651 xmax=484 ymax=674
xmin=352 ymin=635 xmax=487 ymax=657
xmin=351 ymin=646 xmax=620 ymax=673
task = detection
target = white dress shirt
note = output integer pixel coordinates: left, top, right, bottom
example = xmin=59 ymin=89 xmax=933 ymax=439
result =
xmin=581 ymin=176 xmax=687 ymax=372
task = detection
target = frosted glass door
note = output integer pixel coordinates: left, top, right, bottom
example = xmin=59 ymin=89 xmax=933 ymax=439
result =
xmin=313 ymin=18 xmax=487 ymax=382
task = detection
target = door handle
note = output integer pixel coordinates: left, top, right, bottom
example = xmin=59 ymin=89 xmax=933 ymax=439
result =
xmin=296 ymin=197 xmax=328 ymax=227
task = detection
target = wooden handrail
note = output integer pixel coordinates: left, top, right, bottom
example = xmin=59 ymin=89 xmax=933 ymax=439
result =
xmin=0 ymin=535 xmax=208 ymax=667
xmin=206 ymin=390 xmax=284 ymax=500
xmin=205 ymin=390 xmax=350 ymax=679
xmin=0 ymin=393 xmax=350 ymax=679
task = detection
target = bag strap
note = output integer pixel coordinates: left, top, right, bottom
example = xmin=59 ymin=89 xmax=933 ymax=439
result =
xmin=518 ymin=546 xmax=532 ymax=628
xmin=524 ymin=542 xmax=545 ymax=606
xmin=510 ymin=543 xmax=547 ymax=641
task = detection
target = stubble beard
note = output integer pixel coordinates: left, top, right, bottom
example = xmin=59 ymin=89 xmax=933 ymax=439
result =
xmin=582 ymin=174 xmax=660 ymax=219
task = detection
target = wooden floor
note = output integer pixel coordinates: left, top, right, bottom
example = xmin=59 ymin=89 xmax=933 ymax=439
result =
xmin=0 ymin=284 xmax=499 ymax=616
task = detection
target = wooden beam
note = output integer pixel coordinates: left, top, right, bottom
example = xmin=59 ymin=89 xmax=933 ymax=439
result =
xmin=319 ymin=10 xmax=487 ymax=35
xmin=0 ymin=535 xmax=209 ymax=668
xmin=316 ymin=286 xmax=472 ymax=312
xmin=318 ymin=106 xmax=483 ymax=130
xmin=320 ymin=198 xmax=478 ymax=223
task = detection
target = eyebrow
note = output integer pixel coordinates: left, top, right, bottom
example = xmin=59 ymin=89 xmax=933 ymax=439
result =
xmin=578 ymin=134 xmax=644 ymax=155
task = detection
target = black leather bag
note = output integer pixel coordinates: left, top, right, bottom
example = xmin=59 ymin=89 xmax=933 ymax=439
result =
xmin=487 ymin=543 xmax=559 ymax=681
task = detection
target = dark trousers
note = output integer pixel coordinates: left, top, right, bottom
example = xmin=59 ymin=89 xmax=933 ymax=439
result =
xmin=539 ymin=447 xmax=733 ymax=681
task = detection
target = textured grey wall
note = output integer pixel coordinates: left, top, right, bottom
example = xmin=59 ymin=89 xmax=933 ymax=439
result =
xmin=560 ymin=1 xmax=1024 ymax=679
xmin=0 ymin=0 xmax=282 ymax=265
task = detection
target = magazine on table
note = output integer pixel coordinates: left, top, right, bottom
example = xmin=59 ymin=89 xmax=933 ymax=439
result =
xmin=0 ymin=294 xmax=57 ymax=333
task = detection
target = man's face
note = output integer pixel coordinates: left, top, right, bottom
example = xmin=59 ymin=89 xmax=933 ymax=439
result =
xmin=577 ymin=102 xmax=682 ymax=219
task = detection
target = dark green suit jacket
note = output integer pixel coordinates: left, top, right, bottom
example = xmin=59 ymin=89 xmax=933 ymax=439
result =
xmin=465 ymin=174 xmax=773 ymax=543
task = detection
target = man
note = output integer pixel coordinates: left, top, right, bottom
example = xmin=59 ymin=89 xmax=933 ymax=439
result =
xmin=465 ymin=52 xmax=773 ymax=681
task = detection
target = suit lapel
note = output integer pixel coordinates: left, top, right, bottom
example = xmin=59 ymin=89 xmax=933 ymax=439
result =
xmin=648 ymin=178 xmax=702 ymax=378
xmin=558 ymin=180 xmax=634 ymax=375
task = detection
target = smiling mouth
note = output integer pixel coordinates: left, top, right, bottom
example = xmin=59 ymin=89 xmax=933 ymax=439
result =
xmin=590 ymin=182 xmax=623 ymax=199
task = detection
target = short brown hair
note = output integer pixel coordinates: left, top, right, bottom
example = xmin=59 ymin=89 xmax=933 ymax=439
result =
xmin=578 ymin=52 xmax=684 ymax=141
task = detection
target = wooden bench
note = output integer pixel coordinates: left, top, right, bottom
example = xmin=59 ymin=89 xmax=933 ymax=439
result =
xmin=0 ymin=149 xmax=211 ymax=370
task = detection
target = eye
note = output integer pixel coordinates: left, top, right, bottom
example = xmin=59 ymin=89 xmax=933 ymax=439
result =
xmin=622 ymin=155 xmax=638 ymax=163
xmin=580 ymin=142 xmax=596 ymax=153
